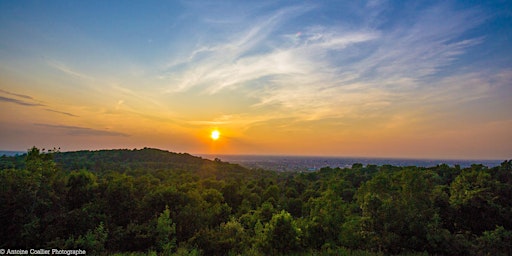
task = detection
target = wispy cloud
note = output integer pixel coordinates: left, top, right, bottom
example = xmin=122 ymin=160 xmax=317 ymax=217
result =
xmin=44 ymin=109 xmax=79 ymax=117
xmin=0 ymin=96 xmax=45 ymax=107
xmin=163 ymin=4 xmax=319 ymax=93
xmin=47 ymin=60 xmax=95 ymax=81
xmin=34 ymin=123 xmax=129 ymax=137
xmin=0 ymin=89 xmax=34 ymax=100
xmin=161 ymin=2 xmax=489 ymax=124
xmin=0 ymin=89 xmax=80 ymax=116
xmin=352 ymin=5 xmax=485 ymax=83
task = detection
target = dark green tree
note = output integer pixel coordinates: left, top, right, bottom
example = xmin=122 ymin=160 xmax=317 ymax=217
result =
xmin=261 ymin=210 xmax=301 ymax=254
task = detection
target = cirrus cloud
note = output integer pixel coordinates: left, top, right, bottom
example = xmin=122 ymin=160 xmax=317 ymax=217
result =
xmin=34 ymin=123 xmax=129 ymax=137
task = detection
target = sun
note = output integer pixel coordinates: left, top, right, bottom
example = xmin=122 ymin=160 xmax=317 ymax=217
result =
xmin=210 ymin=130 xmax=220 ymax=140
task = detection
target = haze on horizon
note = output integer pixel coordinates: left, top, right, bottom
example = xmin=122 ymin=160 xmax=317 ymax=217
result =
xmin=1 ymin=0 xmax=511 ymax=160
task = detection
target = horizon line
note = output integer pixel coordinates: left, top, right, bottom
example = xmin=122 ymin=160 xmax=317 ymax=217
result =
xmin=2 ymin=147 xmax=507 ymax=162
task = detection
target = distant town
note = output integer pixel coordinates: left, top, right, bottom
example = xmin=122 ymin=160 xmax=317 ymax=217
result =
xmin=201 ymin=154 xmax=504 ymax=172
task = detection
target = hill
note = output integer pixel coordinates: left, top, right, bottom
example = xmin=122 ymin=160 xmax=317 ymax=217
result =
xmin=55 ymin=148 xmax=211 ymax=171
xmin=1 ymin=147 xmax=252 ymax=178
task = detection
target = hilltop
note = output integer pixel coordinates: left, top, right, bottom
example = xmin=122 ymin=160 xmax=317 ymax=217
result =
xmin=0 ymin=147 xmax=253 ymax=179
xmin=54 ymin=148 xmax=244 ymax=173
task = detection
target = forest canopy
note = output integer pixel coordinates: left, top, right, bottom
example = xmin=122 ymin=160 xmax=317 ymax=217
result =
xmin=1 ymin=147 xmax=511 ymax=255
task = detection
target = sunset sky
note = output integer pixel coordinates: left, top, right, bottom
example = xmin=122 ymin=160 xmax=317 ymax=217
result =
xmin=1 ymin=0 xmax=511 ymax=159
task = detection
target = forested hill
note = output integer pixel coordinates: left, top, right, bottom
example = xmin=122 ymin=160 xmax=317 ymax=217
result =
xmin=54 ymin=148 xmax=247 ymax=174
xmin=1 ymin=147 xmax=250 ymax=177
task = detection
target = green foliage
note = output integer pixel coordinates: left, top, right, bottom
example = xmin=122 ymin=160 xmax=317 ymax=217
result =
xmin=476 ymin=226 xmax=512 ymax=256
xmin=189 ymin=218 xmax=249 ymax=255
xmin=449 ymin=169 xmax=503 ymax=234
xmin=261 ymin=210 xmax=301 ymax=254
xmin=356 ymin=169 xmax=440 ymax=253
xmin=65 ymin=222 xmax=108 ymax=255
xmin=1 ymin=147 xmax=511 ymax=255
xmin=156 ymin=205 xmax=176 ymax=254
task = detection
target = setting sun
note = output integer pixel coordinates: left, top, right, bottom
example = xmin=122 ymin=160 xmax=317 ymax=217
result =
xmin=0 ymin=1 xmax=510 ymax=160
xmin=210 ymin=130 xmax=220 ymax=141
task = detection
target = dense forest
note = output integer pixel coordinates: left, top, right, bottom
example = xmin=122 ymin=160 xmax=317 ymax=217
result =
xmin=1 ymin=147 xmax=511 ymax=255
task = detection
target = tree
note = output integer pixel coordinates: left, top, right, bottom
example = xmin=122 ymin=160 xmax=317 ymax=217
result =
xmin=0 ymin=167 xmax=49 ymax=247
xmin=304 ymin=187 xmax=347 ymax=249
xmin=356 ymin=169 xmax=437 ymax=253
xmin=261 ymin=210 xmax=301 ymax=254
xmin=156 ymin=205 xmax=176 ymax=254
xmin=476 ymin=226 xmax=512 ymax=255
xmin=189 ymin=218 xmax=249 ymax=255
xmin=25 ymin=147 xmax=59 ymax=176
xmin=66 ymin=170 xmax=97 ymax=210
xmin=449 ymin=169 xmax=500 ymax=234
xmin=0 ymin=147 xmax=68 ymax=248
xmin=66 ymin=222 xmax=108 ymax=255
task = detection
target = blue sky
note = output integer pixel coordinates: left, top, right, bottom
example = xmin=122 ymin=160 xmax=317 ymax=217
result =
xmin=1 ymin=0 xmax=511 ymax=159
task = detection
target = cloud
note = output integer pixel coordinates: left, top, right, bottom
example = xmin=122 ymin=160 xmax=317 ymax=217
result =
xmin=47 ymin=60 xmax=95 ymax=81
xmin=0 ymin=95 xmax=45 ymax=107
xmin=115 ymin=100 xmax=124 ymax=110
xmin=0 ymin=89 xmax=34 ymax=100
xmin=0 ymin=89 xmax=80 ymax=116
xmin=160 ymin=2 xmax=487 ymax=125
xmin=163 ymin=4 xmax=318 ymax=93
xmin=351 ymin=5 xmax=485 ymax=83
xmin=34 ymin=123 xmax=129 ymax=137
xmin=45 ymin=109 xmax=79 ymax=117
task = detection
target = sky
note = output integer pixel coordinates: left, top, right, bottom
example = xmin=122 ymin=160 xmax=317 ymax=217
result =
xmin=1 ymin=0 xmax=511 ymax=159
